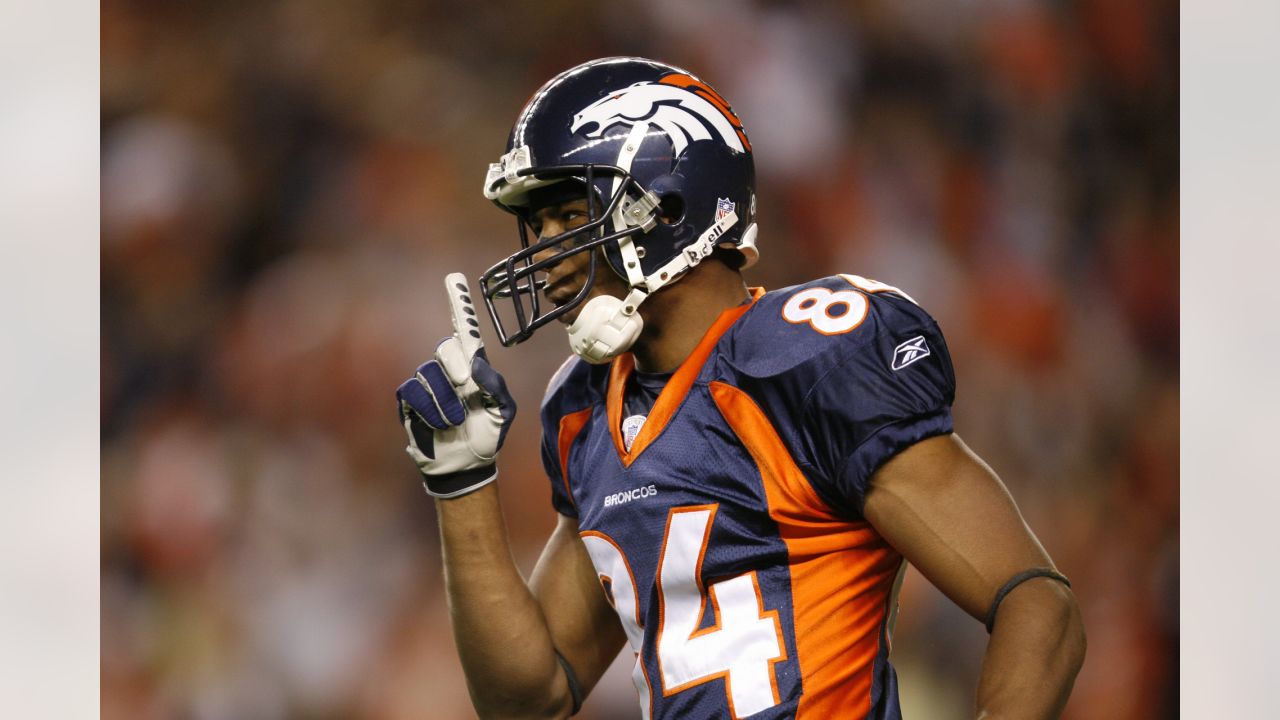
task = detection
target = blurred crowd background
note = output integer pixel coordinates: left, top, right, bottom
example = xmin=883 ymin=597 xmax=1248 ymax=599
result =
xmin=101 ymin=0 xmax=1177 ymax=718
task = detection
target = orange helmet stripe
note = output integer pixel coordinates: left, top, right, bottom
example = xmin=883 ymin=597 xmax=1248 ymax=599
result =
xmin=659 ymin=74 xmax=752 ymax=152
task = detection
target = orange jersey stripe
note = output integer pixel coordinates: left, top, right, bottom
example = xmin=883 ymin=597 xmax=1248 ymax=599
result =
xmin=709 ymin=381 xmax=902 ymax=718
xmin=557 ymin=407 xmax=594 ymax=508
xmin=657 ymin=74 xmax=753 ymax=152
xmin=606 ymin=353 xmax=636 ymax=460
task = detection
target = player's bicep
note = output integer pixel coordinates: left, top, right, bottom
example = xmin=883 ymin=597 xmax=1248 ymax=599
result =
xmin=529 ymin=513 xmax=627 ymax=696
xmin=863 ymin=433 xmax=1055 ymax=620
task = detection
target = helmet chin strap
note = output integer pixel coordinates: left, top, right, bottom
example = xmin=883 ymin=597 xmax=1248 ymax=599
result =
xmin=566 ymin=288 xmax=648 ymax=365
xmin=566 ymin=209 xmax=744 ymax=364
xmin=564 ymin=118 xmax=753 ymax=364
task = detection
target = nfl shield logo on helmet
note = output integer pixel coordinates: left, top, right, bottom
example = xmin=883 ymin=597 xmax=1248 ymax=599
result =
xmin=715 ymin=197 xmax=736 ymax=222
xmin=892 ymin=336 xmax=930 ymax=371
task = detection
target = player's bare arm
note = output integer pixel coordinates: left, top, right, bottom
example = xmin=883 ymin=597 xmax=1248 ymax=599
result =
xmin=396 ymin=274 xmax=623 ymax=718
xmin=865 ymin=434 xmax=1086 ymax=719
xmin=528 ymin=513 xmax=630 ymax=699
xmin=436 ymin=487 xmax=624 ymax=718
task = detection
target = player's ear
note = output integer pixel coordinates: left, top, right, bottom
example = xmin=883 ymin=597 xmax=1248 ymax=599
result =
xmin=657 ymin=193 xmax=685 ymax=225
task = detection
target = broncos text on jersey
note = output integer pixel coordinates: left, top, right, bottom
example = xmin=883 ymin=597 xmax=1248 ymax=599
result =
xmin=539 ymin=275 xmax=956 ymax=720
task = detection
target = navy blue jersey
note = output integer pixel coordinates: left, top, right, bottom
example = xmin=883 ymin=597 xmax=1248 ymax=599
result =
xmin=539 ymin=275 xmax=956 ymax=720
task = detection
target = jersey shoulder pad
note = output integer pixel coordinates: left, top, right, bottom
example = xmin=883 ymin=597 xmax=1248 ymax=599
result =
xmin=540 ymin=354 xmax=608 ymax=424
xmin=538 ymin=355 xmax=606 ymax=519
xmin=725 ymin=274 xmax=939 ymax=382
xmin=723 ymin=274 xmax=956 ymax=517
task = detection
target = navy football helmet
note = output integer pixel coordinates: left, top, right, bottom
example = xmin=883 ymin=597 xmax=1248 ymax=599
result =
xmin=479 ymin=56 xmax=757 ymax=363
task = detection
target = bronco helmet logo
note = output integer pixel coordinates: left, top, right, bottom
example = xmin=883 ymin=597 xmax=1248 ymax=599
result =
xmin=570 ymin=74 xmax=751 ymax=155
xmin=478 ymin=58 xmax=757 ymax=355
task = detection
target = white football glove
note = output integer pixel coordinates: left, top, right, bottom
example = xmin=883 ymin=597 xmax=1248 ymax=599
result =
xmin=396 ymin=274 xmax=516 ymax=498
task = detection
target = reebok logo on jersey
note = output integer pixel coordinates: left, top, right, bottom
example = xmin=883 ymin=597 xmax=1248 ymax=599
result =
xmin=604 ymin=484 xmax=658 ymax=508
xmin=892 ymin=336 xmax=930 ymax=371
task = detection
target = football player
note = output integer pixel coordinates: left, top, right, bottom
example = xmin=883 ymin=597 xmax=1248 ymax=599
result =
xmin=397 ymin=57 xmax=1085 ymax=719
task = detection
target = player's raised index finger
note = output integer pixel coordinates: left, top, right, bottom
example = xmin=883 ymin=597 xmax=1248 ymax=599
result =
xmin=444 ymin=272 xmax=484 ymax=360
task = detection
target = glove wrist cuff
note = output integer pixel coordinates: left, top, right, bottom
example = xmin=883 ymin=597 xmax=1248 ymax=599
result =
xmin=423 ymin=465 xmax=497 ymax=499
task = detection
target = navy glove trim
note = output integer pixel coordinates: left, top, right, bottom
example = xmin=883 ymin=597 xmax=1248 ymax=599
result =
xmin=423 ymin=465 xmax=497 ymax=499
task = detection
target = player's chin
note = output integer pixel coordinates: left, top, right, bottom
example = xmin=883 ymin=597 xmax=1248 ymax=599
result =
xmin=546 ymin=289 xmax=589 ymax=325
xmin=556 ymin=305 xmax=583 ymax=326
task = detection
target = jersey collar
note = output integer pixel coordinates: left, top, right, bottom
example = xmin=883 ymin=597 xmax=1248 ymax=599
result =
xmin=607 ymin=287 xmax=765 ymax=466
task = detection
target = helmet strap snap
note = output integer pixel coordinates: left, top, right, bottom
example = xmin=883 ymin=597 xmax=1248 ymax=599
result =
xmin=566 ymin=287 xmax=649 ymax=364
xmin=733 ymin=222 xmax=759 ymax=269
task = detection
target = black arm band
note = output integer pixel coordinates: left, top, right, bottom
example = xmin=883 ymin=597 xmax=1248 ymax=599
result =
xmin=984 ymin=567 xmax=1072 ymax=633
xmin=555 ymin=651 xmax=583 ymax=716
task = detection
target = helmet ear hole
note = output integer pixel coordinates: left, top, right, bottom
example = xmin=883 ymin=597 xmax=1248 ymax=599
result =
xmin=657 ymin=193 xmax=685 ymax=225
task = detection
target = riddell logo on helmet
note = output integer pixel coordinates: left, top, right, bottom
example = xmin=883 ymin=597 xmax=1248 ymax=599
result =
xmin=570 ymin=75 xmax=749 ymax=155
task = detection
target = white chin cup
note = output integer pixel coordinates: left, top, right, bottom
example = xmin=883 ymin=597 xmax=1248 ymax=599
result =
xmin=566 ymin=295 xmax=644 ymax=364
